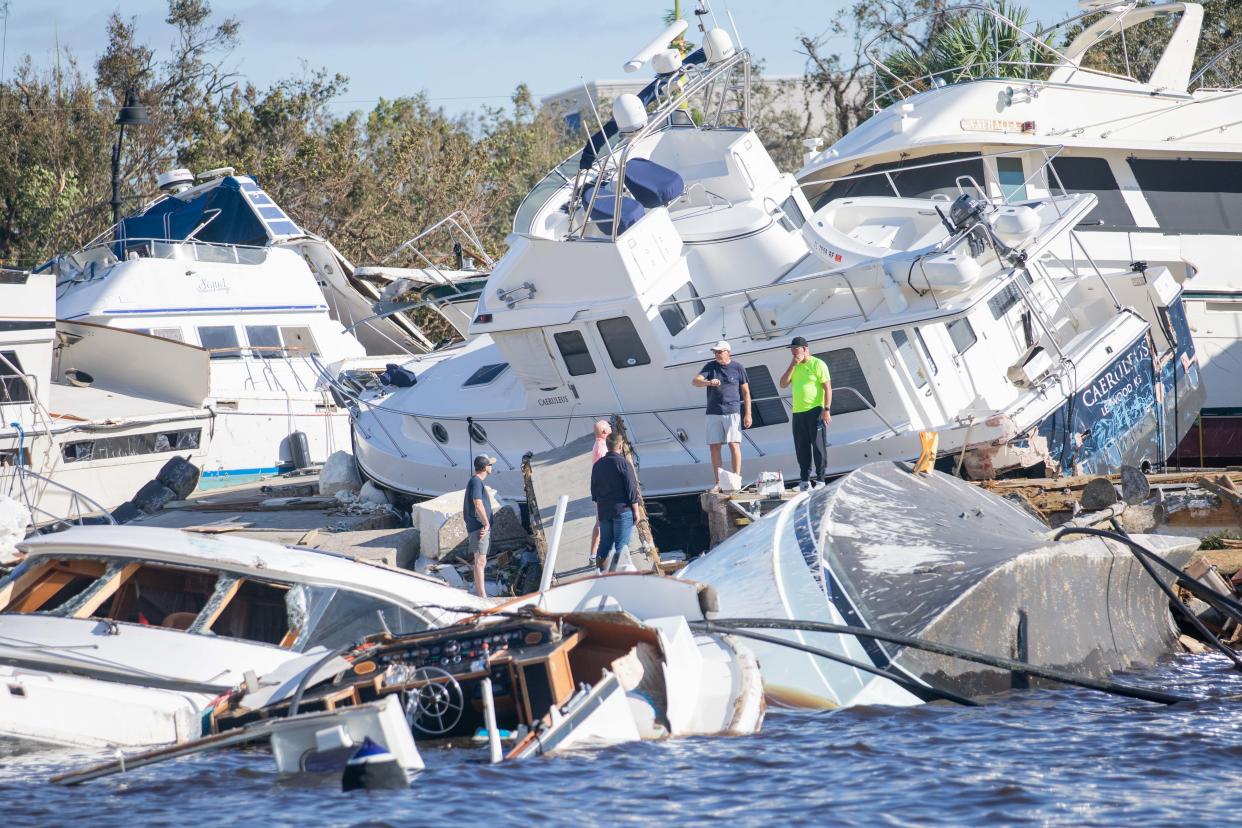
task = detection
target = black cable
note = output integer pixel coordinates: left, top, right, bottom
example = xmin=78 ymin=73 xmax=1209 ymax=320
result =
xmin=700 ymin=617 xmax=1188 ymax=705
xmin=1098 ymin=525 xmax=1242 ymax=623
xmin=1056 ymin=523 xmax=1242 ymax=671
xmin=696 ymin=622 xmax=976 ymax=707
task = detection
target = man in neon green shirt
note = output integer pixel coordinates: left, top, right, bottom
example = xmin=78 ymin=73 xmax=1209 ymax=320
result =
xmin=778 ymin=336 xmax=832 ymax=490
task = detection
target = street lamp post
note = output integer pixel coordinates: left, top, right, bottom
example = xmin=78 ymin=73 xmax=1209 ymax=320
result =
xmin=110 ymin=89 xmax=151 ymax=229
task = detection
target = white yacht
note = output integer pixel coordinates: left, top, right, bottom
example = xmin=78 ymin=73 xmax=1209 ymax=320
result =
xmin=0 ymin=525 xmax=489 ymax=747
xmin=0 ymin=268 xmax=213 ymax=521
xmin=46 ymin=171 xmax=486 ymax=484
xmin=347 ymin=19 xmax=1203 ymax=500
xmin=798 ymin=0 xmax=1238 ymax=461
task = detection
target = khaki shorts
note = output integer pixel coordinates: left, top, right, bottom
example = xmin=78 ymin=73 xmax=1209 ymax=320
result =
xmin=467 ymin=528 xmax=489 ymax=560
xmin=706 ymin=413 xmax=742 ymax=445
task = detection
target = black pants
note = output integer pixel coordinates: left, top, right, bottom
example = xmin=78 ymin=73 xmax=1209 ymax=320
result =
xmin=792 ymin=407 xmax=825 ymax=482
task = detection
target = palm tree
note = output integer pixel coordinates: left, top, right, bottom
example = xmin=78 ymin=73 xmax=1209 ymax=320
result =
xmin=877 ymin=1 xmax=1055 ymax=100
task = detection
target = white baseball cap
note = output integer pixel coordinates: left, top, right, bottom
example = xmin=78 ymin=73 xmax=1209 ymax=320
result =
xmin=711 ymin=340 xmax=731 ymax=353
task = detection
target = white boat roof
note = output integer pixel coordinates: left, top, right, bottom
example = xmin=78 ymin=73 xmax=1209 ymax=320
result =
xmin=18 ymin=526 xmax=491 ymax=616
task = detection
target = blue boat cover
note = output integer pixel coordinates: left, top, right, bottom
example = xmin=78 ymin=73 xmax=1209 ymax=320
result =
xmin=623 ymin=158 xmax=685 ymax=208
xmin=118 ymin=176 xmax=302 ymax=249
xmin=582 ymin=183 xmax=645 ymax=235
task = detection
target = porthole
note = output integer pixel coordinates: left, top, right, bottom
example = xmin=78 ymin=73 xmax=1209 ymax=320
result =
xmin=431 ymin=423 xmax=449 ymax=444
xmin=469 ymin=422 xmax=487 ymax=443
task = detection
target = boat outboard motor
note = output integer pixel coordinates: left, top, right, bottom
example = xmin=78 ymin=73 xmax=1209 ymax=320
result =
xmin=341 ymin=736 xmax=410 ymax=791
xmin=940 ymin=193 xmax=989 ymax=257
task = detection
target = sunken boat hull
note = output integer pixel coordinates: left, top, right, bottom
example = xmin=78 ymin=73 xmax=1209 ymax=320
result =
xmin=682 ymin=461 xmax=1199 ymax=705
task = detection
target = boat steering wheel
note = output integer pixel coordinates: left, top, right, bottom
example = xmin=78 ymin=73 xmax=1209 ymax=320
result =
xmin=404 ymin=666 xmax=465 ymax=736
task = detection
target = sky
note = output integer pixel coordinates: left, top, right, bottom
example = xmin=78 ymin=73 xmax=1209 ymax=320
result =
xmin=2 ymin=0 xmax=1086 ymax=116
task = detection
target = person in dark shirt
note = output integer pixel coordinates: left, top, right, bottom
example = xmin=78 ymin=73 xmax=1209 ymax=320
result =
xmin=691 ymin=340 xmax=752 ymax=491
xmin=590 ymin=432 xmax=640 ymax=569
xmin=462 ymin=454 xmax=495 ymax=597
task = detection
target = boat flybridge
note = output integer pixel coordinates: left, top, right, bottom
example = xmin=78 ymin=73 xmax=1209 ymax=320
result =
xmin=0 ymin=525 xmax=490 ymax=748
xmin=0 ymin=268 xmax=213 ymax=522
xmin=44 ymin=169 xmax=487 ymax=483
xmin=798 ymin=0 xmax=1238 ymax=459
xmin=347 ymin=15 xmax=1203 ymax=501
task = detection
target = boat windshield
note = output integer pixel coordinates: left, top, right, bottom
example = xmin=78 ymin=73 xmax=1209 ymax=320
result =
xmin=0 ymin=556 xmax=432 ymax=648
xmin=512 ymin=152 xmax=582 ymax=236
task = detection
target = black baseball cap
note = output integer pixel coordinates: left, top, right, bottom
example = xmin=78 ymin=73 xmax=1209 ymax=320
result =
xmin=790 ymin=336 xmax=809 ymax=348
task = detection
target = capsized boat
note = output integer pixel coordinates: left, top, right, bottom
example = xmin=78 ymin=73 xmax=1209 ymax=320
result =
xmin=681 ymin=460 xmax=1200 ymax=706
xmin=45 ymin=169 xmax=486 ymax=484
xmin=0 ymin=525 xmax=489 ymax=747
xmin=347 ymin=14 xmax=1203 ymax=502
xmin=207 ymin=570 xmax=763 ymax=766
xmin=799 ymin=1 xmax=1236 ymax=460
xmin=1 ymin=268 xmax=213 ymax=521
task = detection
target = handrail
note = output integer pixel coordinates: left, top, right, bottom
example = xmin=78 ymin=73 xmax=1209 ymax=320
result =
xmin=863 ymin=3 xmax=1139 ymax=111
xmin=804 ymin=144 xmax=1069 ymax=212
xmin=569 ymin=48 xmax=753 ymax=242
xmin=1189 ymin=39 xmax=1242 ymax=90
xmin=378 ymin=210 xmax=495 ymax=293
xmin=0 ymin=463 xmax=116 ymax=528
xmin=311 ymin=354 xmax=903 ymax=468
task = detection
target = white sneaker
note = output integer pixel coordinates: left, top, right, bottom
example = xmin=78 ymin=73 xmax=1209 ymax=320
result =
xmin=797 ymin=481 xmax=811 ymax=492
xmin=811 ymin=480 xmax=826 ymax=490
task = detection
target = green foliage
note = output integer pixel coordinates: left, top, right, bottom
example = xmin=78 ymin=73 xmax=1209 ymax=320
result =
xmin=877 ymin=1 xmax=1054 ymax=97
xmin=1200 ymin=530 xmax=1242 ymax=551
xmin=1065 ymin=0 xmax=1242 ymax=89
xmin=0 ymin=1 xmax=576 ymax=269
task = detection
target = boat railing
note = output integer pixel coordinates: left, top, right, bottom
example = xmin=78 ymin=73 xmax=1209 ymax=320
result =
xmin=53 ymin=236 xmax=271 ymax=283
xmin=378 ymin=210 xmax=495 ymax=292
xmin=1189 ymin=39 xmax=1242 ymax=91
xmin=569 ymin=48 xmax=753 ymax=242
xmin=805 ymin=144 xmax=1072 ymax=216
xmin=342 ymin=285 xmax=487 ymax=351
xmin=0 ymin=463 xmax=115 ymax=528
xmin=864 ymin=3 xmax=1140 ymax=112
xmin=312 ymin=354 xmax=900 ymax=472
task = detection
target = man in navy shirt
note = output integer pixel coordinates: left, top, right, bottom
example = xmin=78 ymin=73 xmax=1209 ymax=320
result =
xmin=692 ymin=340 xmax=752 ymax=491
xmin=462 ymin=454 xmax=495 ymax=597
xmin=590 ymin=432 xmax=640 ymax=569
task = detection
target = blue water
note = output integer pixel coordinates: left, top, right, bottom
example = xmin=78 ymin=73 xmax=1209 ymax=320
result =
xmin=5 ymin=653 xmax=1242 ymax=827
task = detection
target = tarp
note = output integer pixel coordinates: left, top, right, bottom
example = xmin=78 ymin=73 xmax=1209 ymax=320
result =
xmin=118 ymin=176 xmax=302 ymax=249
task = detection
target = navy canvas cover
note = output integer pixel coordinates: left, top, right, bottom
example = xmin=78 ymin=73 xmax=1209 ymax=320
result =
xmin=117 ymin=177 xmax=302 ymax=250
xmin=623 ymin=158 xmax=685 ymax=208
xmin=581 ymin=183 xmax=645 ymax=235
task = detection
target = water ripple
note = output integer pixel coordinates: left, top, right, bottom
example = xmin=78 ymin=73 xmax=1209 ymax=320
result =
xmin=4 ymin=653 xmax=1242 ymax=827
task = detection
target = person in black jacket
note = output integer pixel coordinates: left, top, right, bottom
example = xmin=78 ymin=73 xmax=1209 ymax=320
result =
xmin=590 ymin=432 xmax=640 ymax=569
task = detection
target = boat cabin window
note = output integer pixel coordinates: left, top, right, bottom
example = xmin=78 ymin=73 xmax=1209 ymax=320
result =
xmin=745 ymin=364 xmax=788 ymax=427
xmin=553 ymin=331 xmax=595 ymax=376
xmin=197 ymin=325 xmax=241 ymax=359
xmin=996 ymin=157 xmax=1027 ymax=202
xmin=813 ymin=348 xmax=877 ymax=416
xmin=61 ymin=428 xmax=202 ymax=463
xmin=892 ymin=330 xmax=928 ymax=388
xmin=0 ymin=350 xmax=31 ymax=403
xmin=132 ymin=327 xmax=185 ymax=343
xmin=1047 ymin=157 xmax=1135 ymax=228
xmin=279 ymin=326 xmax=318 ymax=355
xmin=597 ymin=317 xmax=651 ymax=369
xmin=946 ymin=318 xmax=977 ymax=354
xmin=203 ymin=578 xmax=291 ymax=645
xmin=660 ymin=283 xmax=705 ymax=337
xmin=0 ymin=558 xmax=108 ymax=614
xmin=816 ymin=152 xmax=986 ymax=208
xmin=988 ymin=280 xmax=1023 ymax=320
xmin=1127 ymin=158 xmax=1242 ymax=234
xmin=463 ymin=363 xmax=509 ymax=387
xmin=245 ymin=325 xmax=283 ymax=358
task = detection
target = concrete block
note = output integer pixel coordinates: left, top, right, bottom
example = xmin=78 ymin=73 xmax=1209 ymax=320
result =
xmin=415 ymin=485 xmax=504 ymax=561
